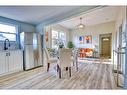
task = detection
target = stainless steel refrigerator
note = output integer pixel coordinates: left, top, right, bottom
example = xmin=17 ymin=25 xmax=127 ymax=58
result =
xmin=20 ymin=32 xmax=43 ymax=70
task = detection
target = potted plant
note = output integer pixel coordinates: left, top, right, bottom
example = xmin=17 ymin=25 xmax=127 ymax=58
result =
xmin=58 ymin=39 xmax=64 ymax=48
xmin=67 ymin=41 xmax=75 ymax=48
xmin=59 ymin=42 xmax=64 ymax=48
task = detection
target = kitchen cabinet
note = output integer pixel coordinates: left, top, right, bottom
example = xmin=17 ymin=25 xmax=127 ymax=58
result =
xmin=0 ymin=50 xmax=23 ymax=76
xmin=0 ymin=52 xmax=8 ymax=74
xmin=8 ymin=51 xmax=23 ymax=72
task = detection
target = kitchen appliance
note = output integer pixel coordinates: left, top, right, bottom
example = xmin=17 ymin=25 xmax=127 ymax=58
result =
xmin=20 ymin=32 xmax=43 ymax=70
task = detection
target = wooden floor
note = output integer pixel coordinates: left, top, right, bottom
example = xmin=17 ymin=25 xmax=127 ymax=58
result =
xmin=0 ymin=59 xmax=120 ymax=89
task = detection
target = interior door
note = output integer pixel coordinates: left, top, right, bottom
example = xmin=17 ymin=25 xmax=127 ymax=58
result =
xmin=101 ymin=37 xmax=111 ymax=57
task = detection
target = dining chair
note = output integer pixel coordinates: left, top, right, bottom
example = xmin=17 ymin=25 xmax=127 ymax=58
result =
xmin=44 ymin=48 xmax=58 ymax=72
xmin=57 ymin=48 xmax=72 ymax=78
xmin=72 ymin=48 xmax=79 ymax=71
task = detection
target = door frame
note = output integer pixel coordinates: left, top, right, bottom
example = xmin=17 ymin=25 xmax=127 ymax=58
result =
xmin=99 ymin=33 xmax=112 ymax=57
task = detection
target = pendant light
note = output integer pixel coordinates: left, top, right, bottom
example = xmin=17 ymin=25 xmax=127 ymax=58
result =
xmin=76 ymin=17 xmax=85 ymax=30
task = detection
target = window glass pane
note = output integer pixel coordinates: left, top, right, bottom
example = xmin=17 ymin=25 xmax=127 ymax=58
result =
xmin=52 ymin=30 xmax=59 ymax=48
xmin=0 ymin=23 xmax=16 ymax=33
xmin=59 ymin=32 xmax=65 ymax=40
xmin=0 ymin=33 xmax=16 ymax=41
xmin=52 ymin=30 xmax=58 ymax=39
xmin=62 ymin=40 xmax=65 ymax=46
xmin=52 ymin=39 xmax=58 ymax=49
xmin=51 ymin=30 xmax=66 ymax=49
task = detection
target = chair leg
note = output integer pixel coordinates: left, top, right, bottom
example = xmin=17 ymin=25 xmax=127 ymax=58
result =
xmin=69 ymin=67 xmax=71 ymax=77
xmin=76 ymin=60 xmax=78 ymax=71
xmin=59 ymin=67 xmax=61 ymax=79
xmin=47 ymin=63 xmax=50 ymax=72
xmin=57 ymin=64 xmax=59 ymax=72
xmin=66 ymin=67 xmax=68 ymax=71
xmin=57 ymin=65 xmax=61 ymax=78
xmin=73 ymin=61 xmax=75 ymax=66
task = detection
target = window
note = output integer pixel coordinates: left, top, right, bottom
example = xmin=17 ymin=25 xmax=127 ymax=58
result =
xmin=51 ymin=30 xmax=66 ymax=49
xmin=0 ymin=23 xmax=17 ymax=41
xmin=59 ymin=32 xmax=66 ymax=46
xmin=52 ymin=30 xmax=59 ymax=49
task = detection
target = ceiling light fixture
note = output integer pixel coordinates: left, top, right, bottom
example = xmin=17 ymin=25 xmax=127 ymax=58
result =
xmin=76 ymin=17 xmax=85 ymax=30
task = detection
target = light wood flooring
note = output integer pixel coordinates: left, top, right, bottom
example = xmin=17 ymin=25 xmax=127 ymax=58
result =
xmin=0 ymin=59 xmax=120 ymax=89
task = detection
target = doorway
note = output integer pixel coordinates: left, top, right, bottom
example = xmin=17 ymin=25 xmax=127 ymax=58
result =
xmin=99 ymin=33 xmax=112 ymax=58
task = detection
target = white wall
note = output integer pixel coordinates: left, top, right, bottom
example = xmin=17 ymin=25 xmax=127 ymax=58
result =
xmin=114 ymin=6 xmax=126 ymax=75
xmin=115 ymin=6 xmax=126 ymax=48
xmin=70 ymin=21 xmax=116 ymax=57
xmin=45 ymin=24 xmax=70 ymax=48
xmin=0 ymin=16 xmax=36 ymax=50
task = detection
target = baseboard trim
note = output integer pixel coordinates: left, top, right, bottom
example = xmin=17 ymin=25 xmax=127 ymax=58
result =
xmin=24 ymin=65 xmax=43 ymax=71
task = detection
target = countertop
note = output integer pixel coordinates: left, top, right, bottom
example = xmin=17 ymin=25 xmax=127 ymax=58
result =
xmin=0 ymin=49 xmax=23 ymax=53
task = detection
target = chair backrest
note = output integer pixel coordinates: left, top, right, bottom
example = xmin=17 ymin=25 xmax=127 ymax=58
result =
xmin=59 ymin=48 xmax=72 ymax=69
xmin=44 ymin=48 xmax=50 ymax=60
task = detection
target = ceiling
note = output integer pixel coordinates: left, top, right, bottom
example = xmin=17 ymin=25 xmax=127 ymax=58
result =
xmin=0 ymin=6 xmax=97 ymax=25
xmin=58 ymin=6 xmax=121 ymax=29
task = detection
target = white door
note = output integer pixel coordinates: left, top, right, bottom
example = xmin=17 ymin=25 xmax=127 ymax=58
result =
xmin=0 ymin=52 xmax=8 ymax=75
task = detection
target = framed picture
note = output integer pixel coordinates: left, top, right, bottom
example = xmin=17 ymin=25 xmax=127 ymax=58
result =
xmin=93 ymin=37 xmax=97 ymax=44
xmin=85 ymin=35 xmax=92 ymax=44
xmin=79 ymin=36 xmax=84 ymax=44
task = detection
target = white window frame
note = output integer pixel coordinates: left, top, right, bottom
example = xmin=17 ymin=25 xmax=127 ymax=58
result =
xmin=51 ymin=29 xmax=66 ymax=49
xmin=0 ymin=22 xmax=18 ymax=41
